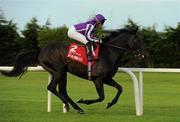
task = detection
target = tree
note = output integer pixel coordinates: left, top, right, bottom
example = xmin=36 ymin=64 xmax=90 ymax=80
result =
xmin=21 ymin=17 xmax=40 ymax=51
xmin=124 ymin=18 xmax=139 ymax=30
xmin=164 ymin=23 xmax=180 ymax=67
xmin=0 ymin=20 xmax=21 ymax=65
xmin=138 ymin=26 xmax=163 ymax=67
xmin=38 ymin=25 xmax=73 ymax=48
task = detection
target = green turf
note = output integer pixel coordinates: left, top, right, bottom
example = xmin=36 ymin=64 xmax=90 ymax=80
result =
xmin=0 ymin=72 xmax=180 ymax=122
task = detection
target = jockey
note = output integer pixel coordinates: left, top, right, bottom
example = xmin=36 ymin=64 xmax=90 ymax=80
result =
xmin=68 ymin=14 xmax=106 ymax=61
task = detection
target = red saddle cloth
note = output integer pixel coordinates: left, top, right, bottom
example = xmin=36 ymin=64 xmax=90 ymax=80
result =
xmin=66 ymin=43 xmax=100 ymax=65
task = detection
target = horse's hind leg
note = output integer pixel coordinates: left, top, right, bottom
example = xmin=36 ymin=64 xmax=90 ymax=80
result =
xmin=58 ymin=72 xmax=84 ymax=114
xmin=40 ymin=62 xmax=69 ymax=106
xmin=41 ymin=62 xmax=84 ymax=114
xmin=104 ymin=78 xmax=122 ymax=109
xmin=77 ymin=78 xmax=105 ymax=105
xmin=47 ymin=74 xmax=68 ymax=104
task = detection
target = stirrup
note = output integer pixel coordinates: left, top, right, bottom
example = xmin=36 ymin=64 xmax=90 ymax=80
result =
xmin=87 ymin=61 xmax=92 ymax=80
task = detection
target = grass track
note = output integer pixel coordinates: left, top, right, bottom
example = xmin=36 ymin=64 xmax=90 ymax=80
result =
xmin=0 ymin=72 xmax=180 ymax=122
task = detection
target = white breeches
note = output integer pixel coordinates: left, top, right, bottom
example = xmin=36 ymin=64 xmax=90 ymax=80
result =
xmin=68 ymin=26 xmax=88 ymax=44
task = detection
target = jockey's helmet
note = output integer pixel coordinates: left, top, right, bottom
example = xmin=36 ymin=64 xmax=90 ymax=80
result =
xmin=95 ymin=14 xmax=106 ymax=25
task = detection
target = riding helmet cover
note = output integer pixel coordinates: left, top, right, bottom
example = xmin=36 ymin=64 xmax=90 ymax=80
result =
xmin=94 ymin=14 xmax=106 ymax=24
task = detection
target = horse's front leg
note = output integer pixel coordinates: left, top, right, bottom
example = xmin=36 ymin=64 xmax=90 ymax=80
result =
xmin=77 ymin=78 xmax=105 ymax=105
xmin=104 ymin=78 xmax=122 ymax=109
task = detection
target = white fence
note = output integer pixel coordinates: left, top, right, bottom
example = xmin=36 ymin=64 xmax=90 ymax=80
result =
xmin=1 ymin=66 xmax=180 ymax=116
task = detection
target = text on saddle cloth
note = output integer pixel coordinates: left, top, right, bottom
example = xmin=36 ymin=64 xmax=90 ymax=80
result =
xmin=66 ymin=43 xmax=99 ymax=65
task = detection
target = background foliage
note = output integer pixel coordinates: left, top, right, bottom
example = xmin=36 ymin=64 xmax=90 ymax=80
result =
xmin=0 ymin=17 xmax=180 ymax=67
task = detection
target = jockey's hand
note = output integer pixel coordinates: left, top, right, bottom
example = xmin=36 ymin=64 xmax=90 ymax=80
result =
xmin=99 ymin=39 xmax=102 ymax=43
xmin=93 ymin=39 xmax=102 ymax=43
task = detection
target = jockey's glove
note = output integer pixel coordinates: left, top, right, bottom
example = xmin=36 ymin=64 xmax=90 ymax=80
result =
xmin=93 ymin=39 xmax=102 ymax=43
xmin=99 ymin=39 xmax=102 ymax=43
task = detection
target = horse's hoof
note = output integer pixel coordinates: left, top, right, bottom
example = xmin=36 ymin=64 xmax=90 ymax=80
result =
xmin=78 ymin=109 xmax=85 ymax=114
xmin=63 ymin=103 xmax=70 ymax=112
xmin=77 ymin=98 xmax=83 ymax=103
xmin=106 ymin=102 xmax=113 ymax=109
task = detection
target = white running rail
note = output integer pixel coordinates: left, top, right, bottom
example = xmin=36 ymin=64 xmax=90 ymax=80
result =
xmin=1 ymin=66 xmax=180 ymax=116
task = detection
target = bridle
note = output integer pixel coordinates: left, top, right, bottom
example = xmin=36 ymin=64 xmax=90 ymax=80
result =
xmin=101 ymin=42 xmax=135 ymax=53
xmin=101 ymin=42 xmax=144 ymax=59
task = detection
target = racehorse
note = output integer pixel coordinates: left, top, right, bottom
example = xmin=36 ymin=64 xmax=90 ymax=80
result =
xmin=0 ymin=27 xmax=144 ymax=114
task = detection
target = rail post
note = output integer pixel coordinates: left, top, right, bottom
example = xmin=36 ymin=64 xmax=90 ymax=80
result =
xmin=118 ymin=68 xmax=143 ymax=116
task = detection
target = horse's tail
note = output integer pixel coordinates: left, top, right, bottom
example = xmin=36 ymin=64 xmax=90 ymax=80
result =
xmin=0 ymin=49 xmax=40 ymax=77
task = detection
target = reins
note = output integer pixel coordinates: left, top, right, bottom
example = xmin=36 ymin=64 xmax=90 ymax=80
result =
xmin=101 ymin=42 xmax=135 ymax=53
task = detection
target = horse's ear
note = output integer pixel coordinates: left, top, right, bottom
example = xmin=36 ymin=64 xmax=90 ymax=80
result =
xmin=135 ymin=27 xmax=139 ymax=34
xmin=130 ymin=27 xmax=139 ymax=34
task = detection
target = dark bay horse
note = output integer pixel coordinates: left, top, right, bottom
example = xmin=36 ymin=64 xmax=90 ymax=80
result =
xmin=0 ymin=28 xmax=143 ymax=114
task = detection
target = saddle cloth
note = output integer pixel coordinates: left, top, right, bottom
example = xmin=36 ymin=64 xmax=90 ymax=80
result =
xmin=66 ymin=43 xmax=99 ymax=65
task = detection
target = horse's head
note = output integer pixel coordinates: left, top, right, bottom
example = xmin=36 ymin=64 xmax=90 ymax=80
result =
xmin=104 ymin=27 xmax=145 ymax=59
xmin=126 ymin=28 xmax=145 ymax=59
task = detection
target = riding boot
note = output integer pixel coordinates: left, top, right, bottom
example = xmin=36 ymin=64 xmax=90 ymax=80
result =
xmin=86 ymin=41 xmax=93 ymax=61
xmin=86 ymin=41 xmax=93 ymax=80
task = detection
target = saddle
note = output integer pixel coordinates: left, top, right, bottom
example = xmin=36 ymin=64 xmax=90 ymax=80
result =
xmin=66 ymin=43 xmax=100 ymax=65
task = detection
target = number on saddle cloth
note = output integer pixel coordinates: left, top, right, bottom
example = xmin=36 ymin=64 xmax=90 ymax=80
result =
xmin=66 ymin=43 xmax=100 ymax=65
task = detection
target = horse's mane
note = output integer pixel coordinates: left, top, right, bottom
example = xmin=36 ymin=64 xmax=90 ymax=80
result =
xmin=102 ymin=28 xmax=138 ymax=43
